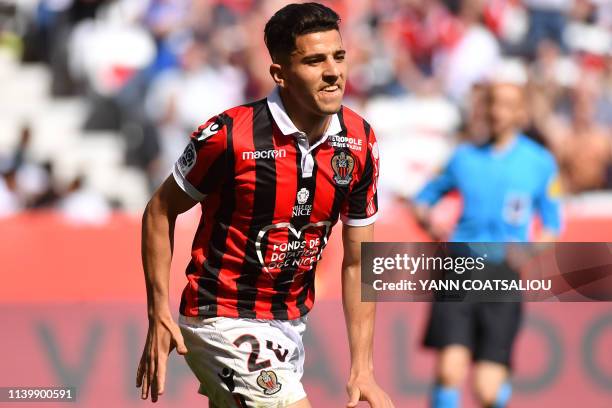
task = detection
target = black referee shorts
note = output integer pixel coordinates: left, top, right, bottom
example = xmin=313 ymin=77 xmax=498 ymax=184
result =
xmin=423 ymin=301 xmax=523 ymax=367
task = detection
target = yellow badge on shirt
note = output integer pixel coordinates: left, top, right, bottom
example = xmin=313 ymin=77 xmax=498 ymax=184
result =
xmin=547 ymin=175 xmax=562 ymax=198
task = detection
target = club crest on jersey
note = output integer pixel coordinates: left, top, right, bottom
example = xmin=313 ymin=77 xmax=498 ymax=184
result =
xmin=297 ymin=188 xmax=309 ymax=205
xmin=331 ymin=151 xmax=355 ymax=186
xmin=256 ymin=370 xmax=282 ymax=395
xmin=193 ymin=116 xmax=223 ymax=142
xmin=178 ymin=142 xmax=197 ymax=175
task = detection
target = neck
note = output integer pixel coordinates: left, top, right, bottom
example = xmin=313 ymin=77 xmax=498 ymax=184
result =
xmin=493 ymin=130 xmax=517 ymax=150
xmin=279 ymin=88 xmax=331 ymax=144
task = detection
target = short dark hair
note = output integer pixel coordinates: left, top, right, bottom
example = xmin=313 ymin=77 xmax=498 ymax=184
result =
xmin=264 ymin=2 xmax=340 ymax=62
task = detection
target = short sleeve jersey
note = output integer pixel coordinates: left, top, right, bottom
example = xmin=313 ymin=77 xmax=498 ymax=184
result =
xmin=173 ymin=88 xmax=379 ymax=320
xmin=415 ymin=134 xmax=561 ymax=242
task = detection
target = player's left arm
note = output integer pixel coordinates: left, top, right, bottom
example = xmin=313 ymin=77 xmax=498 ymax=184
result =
xmin=535 ymin=153 xmax=563 ymax=242
xmin=340 ymin=125 xmax=393 ymax=408
xmin=342 ymin=223 xmax=394 ymax=408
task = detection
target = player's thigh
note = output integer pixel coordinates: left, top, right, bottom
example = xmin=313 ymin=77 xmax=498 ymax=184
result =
xmin=221 ymin=318 xmax=308 ymax=407
xmin=181 ymin=316 xmax=307 ymax=407
xmin=473 ymin=360 xmax=508 ymax=404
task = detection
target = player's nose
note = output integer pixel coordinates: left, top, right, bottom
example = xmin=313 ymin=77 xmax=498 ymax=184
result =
xmin=322 ymin=57 xmax=341 ymax=80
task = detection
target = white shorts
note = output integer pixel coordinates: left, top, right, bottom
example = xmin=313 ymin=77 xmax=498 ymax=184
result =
xmin=179 ymin=315 xmax=308 ymax=408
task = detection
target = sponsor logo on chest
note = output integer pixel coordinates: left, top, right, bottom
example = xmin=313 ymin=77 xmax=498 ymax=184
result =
xmin=328 ymin=135 xmax=363 ymax=151
xmin=242 ymin=149 xmax=286 ymax=160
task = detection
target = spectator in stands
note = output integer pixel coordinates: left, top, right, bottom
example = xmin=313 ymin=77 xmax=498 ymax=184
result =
xmin=3 ymin=0 xmax=612 ymax=217
xmin=145 ymin=38 xmax=246 ymax=184
xmin=435 ymin=0 xmax=501 ymax=103
xmin=28 ymin=161 xmax=61 ymax=209
xmin=58 ymin=174 xmax=111 ymax=224
xmin=482 ymin=0 xmax=530 ymax=53
xmin=380 ymin=0 xmax=452 ymax=93
xmin=544 ymin=74 xmax=612 ymax=192
xmin=0 ymin=125 xmax=55 ymax=210
xmin=522 ymin=0 xmax=571 ymax=57
xmin=0 ymin=167 xmax=21 ymax=217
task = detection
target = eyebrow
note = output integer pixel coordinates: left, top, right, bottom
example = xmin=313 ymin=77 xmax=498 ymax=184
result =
xmin=300 ymin=49 xmax=346 ymax=62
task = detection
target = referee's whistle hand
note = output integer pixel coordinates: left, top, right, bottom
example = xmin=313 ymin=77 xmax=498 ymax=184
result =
xmin=136 ymin=316 xmax=188 ymax=402
xmin=346 ymin=374 xmax=395 ymax=408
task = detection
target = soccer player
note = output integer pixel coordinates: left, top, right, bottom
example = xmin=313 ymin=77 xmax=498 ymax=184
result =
xmin=412 ymin=70 xmax=561 ymax=408
xmin=136 ymin=3 xmax=393 ymax=408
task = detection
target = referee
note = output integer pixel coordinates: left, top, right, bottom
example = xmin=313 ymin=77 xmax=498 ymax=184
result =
xmin=412 ymin=64 xmax=562 ymax=408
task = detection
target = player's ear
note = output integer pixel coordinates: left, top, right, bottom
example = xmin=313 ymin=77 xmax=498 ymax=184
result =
xmin=269 ymin=63 xmax=285 ymax=87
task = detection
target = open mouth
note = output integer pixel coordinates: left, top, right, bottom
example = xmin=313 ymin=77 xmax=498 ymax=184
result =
xmin=322 ymin=85 xmax=340 ymax=91
xmin=317 ymin=83 xmax=343 ymax=105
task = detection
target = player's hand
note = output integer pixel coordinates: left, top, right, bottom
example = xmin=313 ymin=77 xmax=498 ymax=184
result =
xmin=136 ymin=314 xmax=188 ymax=402
xmin=346 ymin=372 xmax=395 ymax=408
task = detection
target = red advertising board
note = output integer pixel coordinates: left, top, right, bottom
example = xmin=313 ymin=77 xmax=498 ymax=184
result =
xmin=0 ymin=208 xmax=611 ymax=407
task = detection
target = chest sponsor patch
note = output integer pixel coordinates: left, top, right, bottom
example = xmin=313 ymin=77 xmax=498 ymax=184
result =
xmin=242 ymin=149 xmax=286 ymax=160
xmin=255 ymin=221 xmax=331 ymax=279
xmin=328 ymin=135 xmax=363 ymax=151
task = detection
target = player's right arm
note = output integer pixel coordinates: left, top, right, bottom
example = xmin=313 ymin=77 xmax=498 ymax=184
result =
xmin=137 ymin=114 xmax=229 ymax=402
xmin=137 ymin=176 xmax=196 ymax=402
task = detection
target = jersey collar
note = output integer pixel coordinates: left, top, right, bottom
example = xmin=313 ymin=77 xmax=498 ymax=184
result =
xmin=266 ymin=87 xmax=342 ymax=141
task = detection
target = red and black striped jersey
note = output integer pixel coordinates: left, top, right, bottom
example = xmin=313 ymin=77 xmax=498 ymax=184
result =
xmin=173 ymin=87 xmax=379 ymax=320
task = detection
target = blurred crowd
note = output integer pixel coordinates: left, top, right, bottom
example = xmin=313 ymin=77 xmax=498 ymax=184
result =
xmin=0 ymin=0 xmax=611 ymax=219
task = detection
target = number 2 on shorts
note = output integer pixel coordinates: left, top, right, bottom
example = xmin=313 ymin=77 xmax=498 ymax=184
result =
xmin=233 ymin=334 xmax=272 ymax=372
xmin=233 ymin=335 xmax=289 ymax=372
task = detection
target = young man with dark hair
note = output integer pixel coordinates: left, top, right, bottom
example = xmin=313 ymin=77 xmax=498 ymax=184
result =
xmin=136 ymin=3 xmax=393 ymax=408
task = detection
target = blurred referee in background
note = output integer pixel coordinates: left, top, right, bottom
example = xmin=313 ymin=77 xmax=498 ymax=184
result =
xmin=411 ymin=60 xmax=562 ymax=408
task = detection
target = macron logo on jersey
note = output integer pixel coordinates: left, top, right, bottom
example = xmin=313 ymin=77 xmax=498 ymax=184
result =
xmin=242 ymin=149 xmax=286 ymax=160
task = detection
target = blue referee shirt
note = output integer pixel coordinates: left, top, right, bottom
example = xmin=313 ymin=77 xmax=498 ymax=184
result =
xmin=415 ymin=134 xmax=562 ymax=242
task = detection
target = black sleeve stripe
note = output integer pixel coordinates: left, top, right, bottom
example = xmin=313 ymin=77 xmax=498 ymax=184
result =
xmin=347 ymin=143 xmax=374 ymax=219
xmin=363 ymin=118 xmax=371 ymax=141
